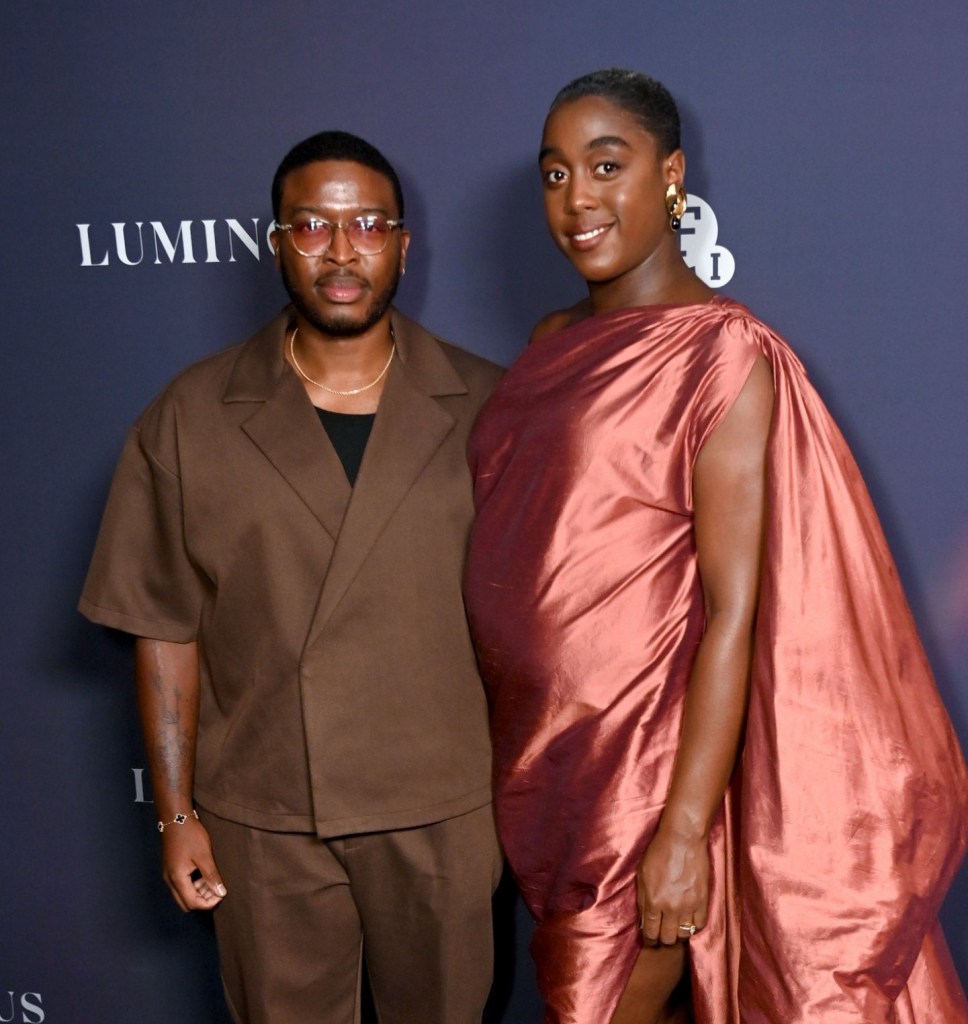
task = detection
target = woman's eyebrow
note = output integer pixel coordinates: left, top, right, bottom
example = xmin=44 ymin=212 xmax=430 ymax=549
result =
xmin=585 ymin=135 xmax=630 ymax=151
xmin=538 ymin=135 xmax=631 ymax=163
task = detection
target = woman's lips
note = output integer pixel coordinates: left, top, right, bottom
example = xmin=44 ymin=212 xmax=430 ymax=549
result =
xmin=567 ymin=222 xmax=613 ymax=252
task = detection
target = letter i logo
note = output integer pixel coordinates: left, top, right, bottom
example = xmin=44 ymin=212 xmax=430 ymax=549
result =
xmin=132 ymin=767 xmax=153 ymax=803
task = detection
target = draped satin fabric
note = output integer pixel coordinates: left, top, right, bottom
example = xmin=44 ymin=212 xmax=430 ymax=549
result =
xmin=464 ymin=298 xmax=968 ymax=1024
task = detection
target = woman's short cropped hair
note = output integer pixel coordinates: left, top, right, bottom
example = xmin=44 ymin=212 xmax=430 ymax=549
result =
xmin=550 ymin=68 xmax=681 ymax=155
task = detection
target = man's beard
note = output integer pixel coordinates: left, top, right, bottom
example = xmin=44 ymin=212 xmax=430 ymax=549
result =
xmin=280 ymin=260 xmax=401 ymax=339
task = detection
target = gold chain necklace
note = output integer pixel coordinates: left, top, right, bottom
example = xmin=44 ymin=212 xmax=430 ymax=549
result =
xmin=289 ymin=326 xmax=395 ymax=396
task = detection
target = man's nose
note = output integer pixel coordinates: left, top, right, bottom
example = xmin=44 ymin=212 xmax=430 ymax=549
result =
xmin=326 ymin=223 xmax=358 ymax=264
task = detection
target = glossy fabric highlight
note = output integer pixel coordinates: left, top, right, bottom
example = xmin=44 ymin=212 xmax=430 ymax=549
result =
xmin=465 ymin=299 xmax=968 ymax=1023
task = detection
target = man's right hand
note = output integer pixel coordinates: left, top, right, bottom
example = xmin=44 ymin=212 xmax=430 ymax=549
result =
xmin=135 ymin=637 xmax=225 ymax=912
xmin=161 ymin=818 xmax=227 ymax=912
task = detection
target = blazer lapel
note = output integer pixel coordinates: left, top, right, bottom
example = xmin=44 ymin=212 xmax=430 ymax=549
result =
xmin=307 ymin=310 xmax=469 ymax=642
xmin=226 ymin=311 xmax=351 ymax=543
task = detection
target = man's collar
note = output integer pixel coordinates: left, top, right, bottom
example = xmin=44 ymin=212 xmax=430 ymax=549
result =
xmin=222 ymin=306 xmax=469 ymax=403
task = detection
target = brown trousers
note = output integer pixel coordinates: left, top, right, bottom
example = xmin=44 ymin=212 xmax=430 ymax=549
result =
xmin=200 ymin=805 xmax=502 ymax=1024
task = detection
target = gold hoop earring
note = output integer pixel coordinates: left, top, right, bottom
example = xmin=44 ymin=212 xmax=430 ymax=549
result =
xmin=665 ymin=183 xmax=687 ymax=231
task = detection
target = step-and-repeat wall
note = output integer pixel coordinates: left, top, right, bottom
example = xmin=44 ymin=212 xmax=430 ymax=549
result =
xmin=2 ymin=3 xmax=966 ymax=1020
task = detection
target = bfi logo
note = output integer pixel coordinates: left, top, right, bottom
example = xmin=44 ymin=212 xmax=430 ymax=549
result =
xmin=678 ymin=194 xmax=735 ymax=288
xmin=0 ymin=992 xmax=44 ymax=1023
xmin=132 ymin=768 xmax=153 ymax=803
xmin=77 ymin=218 xmax=276 ymax=266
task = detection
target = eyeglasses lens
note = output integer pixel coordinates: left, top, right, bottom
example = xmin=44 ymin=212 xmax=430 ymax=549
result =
xmin=348 ymin=218 xmax=391 ymax=255
xmin=291 ymin=220 xmax=332 ymax=255
xmin=290 ymin=217 xmax=392 ymax=256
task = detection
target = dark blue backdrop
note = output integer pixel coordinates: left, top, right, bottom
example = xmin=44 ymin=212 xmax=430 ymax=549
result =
xmin=2 ymin=3 xmax=966 ymax=1020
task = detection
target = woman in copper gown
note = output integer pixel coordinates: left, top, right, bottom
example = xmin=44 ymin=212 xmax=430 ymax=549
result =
xmin=464 ymin=69 xmax=968 ymax=1024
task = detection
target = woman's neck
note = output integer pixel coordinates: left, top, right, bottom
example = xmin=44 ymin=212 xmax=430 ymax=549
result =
xmin=588 ymin=245 xmax=713 ymax=313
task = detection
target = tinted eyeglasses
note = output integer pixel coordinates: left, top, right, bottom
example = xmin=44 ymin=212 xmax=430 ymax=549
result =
xmin=274 ymin=215 xmax=404 ymax=257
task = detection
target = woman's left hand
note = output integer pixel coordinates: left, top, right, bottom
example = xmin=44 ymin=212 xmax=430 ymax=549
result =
xmin=633 ymin=355 xmax=773 ymax=948
xmin=636 ymin=827 xmax=710 ymax=946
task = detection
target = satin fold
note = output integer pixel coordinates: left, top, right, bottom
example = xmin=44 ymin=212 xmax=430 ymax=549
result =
xmin=465 ymin=298 xmax=968 ymax=1023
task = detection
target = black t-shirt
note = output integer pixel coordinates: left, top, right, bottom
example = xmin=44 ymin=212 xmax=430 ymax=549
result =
xmin=315 ymin=408 xmax=376 ymax=486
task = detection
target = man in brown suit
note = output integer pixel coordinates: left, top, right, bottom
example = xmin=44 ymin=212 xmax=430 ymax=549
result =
xmin=80 ymin=130 xmax=503 ymax=1024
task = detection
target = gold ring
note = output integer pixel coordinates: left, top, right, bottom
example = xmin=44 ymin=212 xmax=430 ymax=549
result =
xmin=678 ymin=923 xmax=697 ymax=936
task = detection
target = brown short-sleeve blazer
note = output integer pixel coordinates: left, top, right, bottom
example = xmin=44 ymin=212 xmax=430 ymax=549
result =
xmin=80 ymin=308 xmax=503 ymax=837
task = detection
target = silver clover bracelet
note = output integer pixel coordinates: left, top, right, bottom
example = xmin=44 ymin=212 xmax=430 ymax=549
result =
xmin=157 ymin=809 xmax=200 ymax=833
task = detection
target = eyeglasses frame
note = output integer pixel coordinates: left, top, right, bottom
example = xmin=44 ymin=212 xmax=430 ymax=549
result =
xmin=273 ymin=215 xmax=405 ymax=257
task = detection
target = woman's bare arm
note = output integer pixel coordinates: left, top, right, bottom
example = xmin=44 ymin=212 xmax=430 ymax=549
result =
xmin=638 ymin=355 xmax=773 ymax=946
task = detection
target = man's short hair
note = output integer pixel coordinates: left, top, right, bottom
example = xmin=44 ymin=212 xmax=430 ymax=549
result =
xmin=271 ymin=130 xmax=405 ymax=221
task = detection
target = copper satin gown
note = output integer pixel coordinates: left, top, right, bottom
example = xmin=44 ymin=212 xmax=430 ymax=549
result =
xmin=464 ymin=298 xmax=968 ymax=1024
